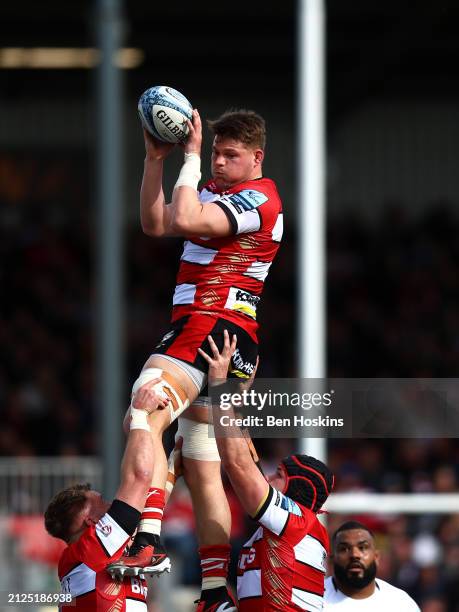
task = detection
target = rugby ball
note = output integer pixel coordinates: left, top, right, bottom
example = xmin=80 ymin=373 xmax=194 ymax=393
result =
xmin=138 ymin=85 xmax=193 ymax=144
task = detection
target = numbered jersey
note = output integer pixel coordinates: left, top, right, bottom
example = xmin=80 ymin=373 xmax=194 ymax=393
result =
xmin=58 ymin=506 xmax=147 ymax=611
xmin=172 ymin=177 xmax=283 ymax=341
xmin=237 ymin=486 xmax=329 ymax=612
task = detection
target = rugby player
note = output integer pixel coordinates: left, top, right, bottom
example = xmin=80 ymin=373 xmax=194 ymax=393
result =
xmin=199 ymin=331 xmax=334 ymax=611
xmin=324 ymin=521 xmax=421 ymax=610
xmin=44 ymin=378 xmax=169 ymax=610
xmin=112 ymin=107 xmax=283 ymax=609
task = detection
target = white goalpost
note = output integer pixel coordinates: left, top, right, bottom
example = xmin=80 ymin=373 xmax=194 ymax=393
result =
xmin=297 ymin=0 xmax=327 ymax=463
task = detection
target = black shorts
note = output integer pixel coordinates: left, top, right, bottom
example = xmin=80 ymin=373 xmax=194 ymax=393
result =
xmin=154 ymin=314 xmax=258 ymax=379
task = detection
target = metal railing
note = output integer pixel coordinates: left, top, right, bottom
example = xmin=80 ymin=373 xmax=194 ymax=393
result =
xmin=0 ymin=457 xmax=102 ymax=514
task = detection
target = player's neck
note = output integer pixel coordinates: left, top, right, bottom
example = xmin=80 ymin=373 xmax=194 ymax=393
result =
xmin=220 ymin=173 xmax=263 ymax=191
xmin=334 ymin=578 xmax=376 ymax=599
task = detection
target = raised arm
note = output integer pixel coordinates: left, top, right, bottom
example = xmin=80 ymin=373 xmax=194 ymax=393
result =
xmin=198 ymin=332 xmax=269 ymax=517
xmin=170 ymin=110 xmax=232 ymax=237
xmin=140 ymin=131 xmax=178 ymax=237
xmin=115 ymin=378 xmax=169 ymax=511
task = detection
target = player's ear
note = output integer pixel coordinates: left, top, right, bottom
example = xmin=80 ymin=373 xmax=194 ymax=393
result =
xmin=374 ymin=549 xmax=380 ymax=566
xmin=254 ymin=149 xmax=264 ymax=165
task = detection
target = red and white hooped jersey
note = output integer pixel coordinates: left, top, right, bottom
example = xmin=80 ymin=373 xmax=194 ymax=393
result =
xmin=172 ymin=177 xmax=283 ymax=340
xmin=58 ymin=512 xmax=147 ymax=611
xmin=237 ymin=486 xmax=329 ymax=611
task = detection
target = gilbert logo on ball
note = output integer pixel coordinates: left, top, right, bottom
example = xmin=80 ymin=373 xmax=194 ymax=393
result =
xmin=138 ymin=85 xmax=193 ymax=144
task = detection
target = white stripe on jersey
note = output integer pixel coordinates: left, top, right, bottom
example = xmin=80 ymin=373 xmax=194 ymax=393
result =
xmin=173 ymin=283 xmax=196 ymax=305
xmin=61 ymin=563 xmax=95 ymax=598
xmin=292 ymin=587 xmax=324 ymax=611
xmin=217 ymin=195 xmax=262 ymax=234
xmin=126 ymin=599 xmax=148 ymax=611
xmin=243 ymin=260 xmax=272 ymax=281
xmin=237 ymin=569 xmax=262 ymax=599
xmin=294 ymin=534 xmax=327 ymax=573
xmin=272 ymin=213 xmax=283 ymax=242
xmin=96 ymin=513 xmax=130 ymax=557
xmin=181 ymin=241 xmax=218 ymax=265
xmin=235 ymin=209 xmax=261 ymax=234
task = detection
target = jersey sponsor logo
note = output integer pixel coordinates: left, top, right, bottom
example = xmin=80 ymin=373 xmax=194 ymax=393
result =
xmin=226 ymin=189 xmax=268 ymax=211
xmin=224 ymin=287 xmax=260 ymax=320
xmin=130 ymin=577 xmax=148 ymax=598
xmin=277 ymin=492 xmax=302 ymax=517
xmin=231 ymin=348 xmax=256 ymax=377
xmin=156 ymin=330 xmax=175 ymax=348
xmin=100 ymin=524 xmax=112 ymax=537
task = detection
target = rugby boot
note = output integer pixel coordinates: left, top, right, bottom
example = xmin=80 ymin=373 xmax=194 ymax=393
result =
xmin=107 ymin=542 xmax=171 ymax=578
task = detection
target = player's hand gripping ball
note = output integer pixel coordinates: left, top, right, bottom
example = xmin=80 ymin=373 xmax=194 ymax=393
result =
xmin=138 ymin=85 xmax=193 ymax=144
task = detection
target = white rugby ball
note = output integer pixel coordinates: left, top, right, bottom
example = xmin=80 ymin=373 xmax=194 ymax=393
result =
xmin=138 ymin=85 xmax=193 ymax=144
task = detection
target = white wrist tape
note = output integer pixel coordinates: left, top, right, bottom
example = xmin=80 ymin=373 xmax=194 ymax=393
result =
xmin=174 ymin=152 xmax=201 ymax=190
xmin=130 ymin=408 xmax=150 ymax=431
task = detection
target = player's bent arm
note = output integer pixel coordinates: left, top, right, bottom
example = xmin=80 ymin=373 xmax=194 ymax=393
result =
xmin=115 ymin=427 xmax=154 ymax=512
xmin=171 ymin=185 xmax=233 ymax=237
xmin=217 ymin=434 xmax=270 ymax=518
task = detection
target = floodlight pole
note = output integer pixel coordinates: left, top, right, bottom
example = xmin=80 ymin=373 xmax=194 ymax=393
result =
xmin=297 ymin=0 xmax=327 ymax=462
xmin=96 ymin=0 xmax=124 ymax=497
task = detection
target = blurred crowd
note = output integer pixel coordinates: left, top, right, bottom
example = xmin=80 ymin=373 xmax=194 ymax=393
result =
xmin=1 ymin=154 xmax=459 ymax=609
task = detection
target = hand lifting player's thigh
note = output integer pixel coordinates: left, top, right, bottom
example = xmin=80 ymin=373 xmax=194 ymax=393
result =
xmin=126 ymin=356 xmax=199 ymax=430
xmin=142 ymin=354 xmax=200 ymax=407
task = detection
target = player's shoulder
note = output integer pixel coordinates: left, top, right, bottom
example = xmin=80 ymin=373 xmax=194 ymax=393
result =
xmin=257 ymin=486 xmax=318 ymax=534
xmin=375 ymin=578 xmax=420 ymax=607
xmin=58 ymin=539 xmax=82 ymax=579
xmin=261 ymin=486 xmax=306 ymax=517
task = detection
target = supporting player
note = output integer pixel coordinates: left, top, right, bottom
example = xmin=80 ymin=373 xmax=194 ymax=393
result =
xmin=43 ymin=378 xmax=169 ymax=610
xmin=199 ymin=331 xmax=334 ymax=611
xmin=324 ymin=521 xmax=421 ymax=610
xmin=111 ymin=107 xmax=283 ymax=609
